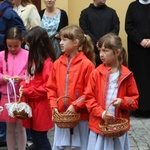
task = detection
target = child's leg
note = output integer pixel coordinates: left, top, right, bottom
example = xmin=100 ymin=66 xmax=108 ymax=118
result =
xmin=31 ymin=129 xmax=51 ymax=150
xmin=16 ymin=122 xmax=26 ymax=150
xmin=6 ymin=122 xmax=16 ymax=150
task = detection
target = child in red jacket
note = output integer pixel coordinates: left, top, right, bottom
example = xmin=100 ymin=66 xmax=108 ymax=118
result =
xmin=20 ymin=26 xmax=56 ymax=150
xmin=46 ymin=25 xmax=95 ymax=150
xmin=85 ymin=33 xmax=139 ymax=150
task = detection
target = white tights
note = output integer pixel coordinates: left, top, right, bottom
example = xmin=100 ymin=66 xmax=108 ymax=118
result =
xmin=6 ymin=122 xmax=26 ymax=150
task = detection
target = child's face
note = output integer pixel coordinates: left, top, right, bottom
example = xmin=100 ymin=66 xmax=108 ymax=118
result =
xmin=6 ymin=39 xmax=22 ymax=54
xmin=60 ymin=37 xmax=77 ymax=54
xmin=99 ymin=45 xmax=119 ymax=67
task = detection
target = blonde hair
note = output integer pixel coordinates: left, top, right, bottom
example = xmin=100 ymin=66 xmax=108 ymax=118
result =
xmin=59 ymin=25 xmax=95 ymax=64
xmin=98 ymin=33 xmax=127 ymax=66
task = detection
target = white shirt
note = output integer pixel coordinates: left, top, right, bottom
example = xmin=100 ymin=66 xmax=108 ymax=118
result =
xmin=139 ymin=0 xmax=150 ymax=4
xmin=13 ymin=4 xmax=41 ymax=30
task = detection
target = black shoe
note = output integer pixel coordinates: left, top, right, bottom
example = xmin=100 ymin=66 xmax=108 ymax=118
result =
xmin=26 ymin=143 xmax=34 ymax=150
xmin=0 ymin=141 xmax=7 ymax=147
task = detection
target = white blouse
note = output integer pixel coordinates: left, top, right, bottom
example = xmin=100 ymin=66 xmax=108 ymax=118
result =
xmin=13 ymin=4 xmax=41 ymax=30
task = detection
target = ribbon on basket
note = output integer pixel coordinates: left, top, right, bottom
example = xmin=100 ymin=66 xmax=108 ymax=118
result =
xmin=5 ymin=79 xmax=32 ymax=119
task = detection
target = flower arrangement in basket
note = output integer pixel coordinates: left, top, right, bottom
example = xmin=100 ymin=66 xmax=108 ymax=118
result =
xmin=5 ymin=79 xmax=32 ymax=119
xmin=99 ymin=101 xmax=128 ymax=138
xmin=53 ymin=96 xmax=80 ymax=128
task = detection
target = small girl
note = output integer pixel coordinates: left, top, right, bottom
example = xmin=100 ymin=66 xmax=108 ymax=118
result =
xmin=20 ymin=26 xmax=56 ymax=150
xmin=46 ymin=24 xmax=95 ymax=150
xmin=0 ymin=27 xmax=28 ymax=150
xmin=85 ymin=33 xmax=139 ymax=150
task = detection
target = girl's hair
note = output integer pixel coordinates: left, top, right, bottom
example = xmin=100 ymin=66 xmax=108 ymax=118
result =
xmin=98 ymin=33 xmax=127 ymax=66
xmin=21 ymin=0 xmax=32 ymax=6
xmin=4 ymin=26 xmax=24 ymax=72
xmin=25 ymin=26 xmax=56 ymax=75
xmin=59 ymin=25 xmax=95 ymax=64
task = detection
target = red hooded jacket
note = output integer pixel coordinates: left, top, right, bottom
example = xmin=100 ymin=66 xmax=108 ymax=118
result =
xmin=46 ymin=52 xmax=95 ymax=120
xmin=21 ymin=58 xmax=54 ymax=131
xmin=85 ymin=64 xmax=139 ymax=135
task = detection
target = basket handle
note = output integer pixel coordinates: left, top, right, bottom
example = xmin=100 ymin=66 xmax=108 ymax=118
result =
xmin=7 ymin=79 xmax=17 ymax=103
xmin=53 ymin=95 xmax=74 ymax=113
xmin=104 ymin=101 xmax=115 ymax=125
xmin=17 ymin=91 xmax=23 ymax=103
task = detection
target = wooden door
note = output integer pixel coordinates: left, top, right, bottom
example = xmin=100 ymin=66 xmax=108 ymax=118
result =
xmin=31 ymin=0 xmax=41 ymax=11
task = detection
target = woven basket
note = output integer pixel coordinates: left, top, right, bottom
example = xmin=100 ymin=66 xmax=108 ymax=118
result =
xmin=53 ymin=96 xmax=80 ymax=128
xmin=6 ymin=80 xmax=32 ymax=119
xmin=13 ymin=109 xmax=28 ymax=119
xmin=99 ymin=102 xmax=128 ymax=138
xmin=13 ymin=92 xmax=32 ymax=120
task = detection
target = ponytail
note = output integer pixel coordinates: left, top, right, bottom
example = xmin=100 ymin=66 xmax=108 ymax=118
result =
xmin=120 ymin=47 xmax=127 ymax=66
xmin=82 ymin=35 xmax=95 ymax=65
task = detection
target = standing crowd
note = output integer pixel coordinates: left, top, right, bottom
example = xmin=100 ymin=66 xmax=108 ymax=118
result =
xmin=0 ymin=0 xmax=150 ymax=150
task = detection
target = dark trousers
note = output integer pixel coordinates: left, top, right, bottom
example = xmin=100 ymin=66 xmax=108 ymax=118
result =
xmin=0 ymin=122 xmax=6 ymax=141
xmin=26 ymin=129 xmax=32 ymax=142
xmin=31 ymin=129 xmax=51 ymax=150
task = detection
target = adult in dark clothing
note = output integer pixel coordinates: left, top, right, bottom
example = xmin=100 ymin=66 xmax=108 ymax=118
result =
xmin=125 ymin=0 xmax=150 ymax=117
xmin=0 ymin=0 xmax=26 ymax=147
xmin=39 ymin=0 xmax=68 ymax=59
xmin=79 ymin=0 xmax=120 ymax=67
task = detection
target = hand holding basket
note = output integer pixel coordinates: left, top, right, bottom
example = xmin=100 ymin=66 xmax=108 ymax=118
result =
xmin=53 ymin=96 xmax=80 ymax=128
xmin=5 ymin=79 xmax=32 ymax=119
xmin=99 ymin=101 xmax=128 ymax=138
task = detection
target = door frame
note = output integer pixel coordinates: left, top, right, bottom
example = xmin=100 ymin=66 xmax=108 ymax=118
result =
xmin=32 ymin=0 xmax=41 ymax=11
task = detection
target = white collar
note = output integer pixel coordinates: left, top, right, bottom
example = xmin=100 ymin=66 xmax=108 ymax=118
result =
xmin=139 ymin=0 xmax=150 ymax=4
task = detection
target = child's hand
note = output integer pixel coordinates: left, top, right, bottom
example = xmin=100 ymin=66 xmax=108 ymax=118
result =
xmin=65 ymin=105 xmax=75 ymax=114
xmin=104 ymin=111 xmax=115 ymax=123
xmin=19 ymin=86 xmax=24 ymax=95
xmin=112 ymin=98 xmax=122 ymax=108
xmin=12 ymin=75 xmax=22 ymax=83
xmin=52 ymin=108 xmax=59 ymax=121
xmin=3 ymin=75 xmax=11 ymax=82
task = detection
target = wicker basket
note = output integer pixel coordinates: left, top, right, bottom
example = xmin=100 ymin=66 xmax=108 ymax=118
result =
xmin=13 ymin=109 xmax=28 ymax=119
xmin=53 ymin=96 xmax=80 ymax=128
xmin=6 ymin=80 xmax=32 ymax=119
xmin=13 ymin=92 xmax=32 ymax=120
xmin=99 ymin=102 xmax=128 ymax=138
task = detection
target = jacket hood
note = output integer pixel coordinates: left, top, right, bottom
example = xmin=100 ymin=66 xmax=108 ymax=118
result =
xmin=96 ymin=64 xmax=132 ymax=81
xmin=0 ymin=1 xmax=12 ymax=16
xmin=58 ymin=52 xmax=88 ymax=66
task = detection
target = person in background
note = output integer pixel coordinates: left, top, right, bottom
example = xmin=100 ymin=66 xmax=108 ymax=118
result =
xmin=39 ymin=0 xmax=68 ymax=59
xmin=0 ymin=27 xmax=28 ymax=150
xmin=84 ymin=33 xmax=139 ymax=150
xmin=0 ymin=0 xmax=26 ymax=147
xmin=20 ymin=26 xmax=56 ymax=150
xmin=12 ymin=0 xmax=41 ymax=31
xmin=46 ymin=25 xmax=95 ymax=150
xmin=79 ymin=0 xmax=120 ymax=67
xmin=125 ymin=0 xmax=150 ymax=117
xmin=0 ymin=0 xmax=26 ymax=51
